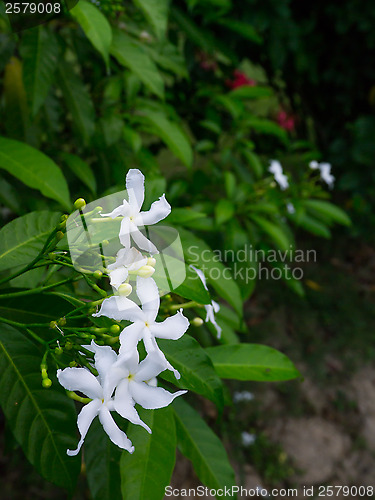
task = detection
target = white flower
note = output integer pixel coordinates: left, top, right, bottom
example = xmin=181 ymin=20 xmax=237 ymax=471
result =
xmin=319 ymin=162 xmax=335 ymax=188
xmin=233 ymin=391 xmax=254 ymax=403
xmin=93 ymin=277 xmax=189 ymax=378
xmin=241 ymin=431 xmax=256 ymax=446
xmin=309 ymin=161 xmax=335 ymax=188
xmin=57 ymin=343 xmax=135 ymax=456
xmin=107 ymin=247 xmax=148 ymax=290
xmin=286 ymin=202 xmax=296 ymax=214
xmin=268 ymin=160 xmax=289 ymax=190
xmin=189 ymin=265 xmax=222 ymax=338
xmin=101 ymin=169 xmax=171 ymax=254
xmin=111 ymin=349 xmax=186 ymax=429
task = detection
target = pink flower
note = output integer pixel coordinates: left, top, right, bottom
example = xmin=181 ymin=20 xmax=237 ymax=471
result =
xmin=276 ymin=110 xmax=295 ymax=132
xmin=226 ymin=70 xmax=256 ymax=89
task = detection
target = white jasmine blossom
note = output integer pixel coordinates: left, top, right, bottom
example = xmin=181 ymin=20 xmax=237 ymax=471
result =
xmin=101 ymin=169 xmax=171 ymax=253
xmin=268 ymin=160 xmax=289 ymax=190
xmin=107 ymin=247 xmax=148 ymax=289
xmin=309 ymin=160 xmax=335 ymax=188
xmin=241 ymin=431 xmax=256 ymax=446
xmin=189 ymin=265 xmax=222 ymax=338
xmin=57 ymin=343 xmax=135 ymax=456
xmin=286 ymin=202 xmax=296 ymax=214
xmin=233 ymin=391 xmax=254 ymax=403
xmin=93 ymin=277 xmax=189 ymax=378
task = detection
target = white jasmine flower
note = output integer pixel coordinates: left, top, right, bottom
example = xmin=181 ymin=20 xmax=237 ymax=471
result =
xmin=319 ymin=162 xmax=335 ymax=188
xmin=111 ymin=349 xmax=186 ymax=429
xmin=107 ymin=247 xmax=148 ymax=290
xmin=286 ymin=202 xmax=296 ymax=214
xmin=93 ymin=277 xmax=189 ymax=378
xmin=189 ymin=265 xmax=222 ymax=338
xmin=241 ymin=431 xmax=256 ymax=446
xmin=233 ymin=391 xmax=254 ymax=403
xmin=309 ymin=161 xmax=335 ymax=188
xmin=101 ymin=169 xmax=171 ymax=253
xmin=268 ymin=160 xmax=289 ymax=190
xmin=57 ymin=343 xmax=135 ymax=456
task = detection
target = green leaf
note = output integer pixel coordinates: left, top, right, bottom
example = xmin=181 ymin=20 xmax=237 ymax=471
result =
xmin=110 ymin=30 xmax=164 ymax=99
xmin=244 ymin=117 xmax=288 ymax=144
xmin=57 ymin=61 xmax=95 ymax=144
xmin=229 ymin=86 xmax=272 ymax=99
xmin=216 ymin=19 xmax=262 ymax=44
xmin=179 ymin=227 xmax=243 ymax=316
xmin=205 ymin=344 xmax=301 ymax=381
xmin=21 ymin=26 xmax=60 ymax=116
xmin=0 ymin=324 xmax=80 ymax=490
xmin=0 ymin=137 xmax=70 ymax=210
xmin=159 ymin=335 xmax=224 ymax=409
xmin=71 ymin=0 xmax=112 ymax=68
xmin=174 ymin=264 xmax=211 ymax=304
xmin=0 ymin=211 xmax=60 ymax=272
xmin=133 ymin=0 xmax=169 ymax=39
xmin=60 ymin=152 xmax=97 ymax=194
xmin=215 ymin=199 xmax=235 ymax=225
xmin=302 ymin=200 xmax=351 ymax=226
xmin=242 ymin=150 xmax=263 ymax=178
xmin=250 ymin=214 xmax=291 ymax=251
xmin=136 ymin=110 xmax=192 ymax=168
xmin=85 ymin=419 xmax=122 ymax=500
xmin=120 ymin=407 xmax=176 ymax=500
xmin=291 ymin=213 xmax=331 ymax=238
xmin=173 ymin=398 xmax=237 ymax=493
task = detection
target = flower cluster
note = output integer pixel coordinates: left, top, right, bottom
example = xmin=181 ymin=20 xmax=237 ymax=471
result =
xmin=268 ymin=160 xmax=289 ymax=190
xmin=58 ymin=169 xmax=189 ymax=455
xmin=309 ymin=160 xmax=335 ymax=188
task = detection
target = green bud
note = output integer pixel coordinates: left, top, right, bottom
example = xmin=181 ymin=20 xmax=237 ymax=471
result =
xmin=48 ymin=252 xmax=56 ymax=261
xmin=191 ymin=317 xmax=204 ymax=327
xmin=56 ymin=231 xmax=64 ymax=241
xmin=49 ymin=320 xmax=57 ymax=329
xmin=42 ymin=378 xmax=52 ymax=388
xmin=74 ymin=198 xmax=86 ymax=210
xmin=60 ymin=214 xmax=68 ymax=222
xmin=65 ymin=341 xmax=73 ymax=350
xmin=58 ymin=317 xmax=66 ymax=327
xmin=102 ymin=239 xmax=110 ymax=246
xmin=110 ymin=324 xmax=121 ymax=334
xmin=57 ymin=219 xmax=66 ymax=230
xmin=54 ymin=347 xmax=63 ymax=355
xmin=93 ymin=270 xmax=103 ymax=279
xmin=118 ymin=283 xmax=132 ymax=296
xmin=69 ymin=361 xmax=77 ymax=367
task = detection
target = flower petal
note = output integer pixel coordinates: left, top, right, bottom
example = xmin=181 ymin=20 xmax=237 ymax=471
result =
xmin=93 ymin=295 xmax=144 ymax=322
xmin=119 ymin=217 xmax=131 ymax=248
xmin=130 ymin=224 xmax=158 ymax=254
xmin=101 ymin=200 xmax=129 ymax=218
xmin=99 ymin=406 xmax=134 ymax=453
xmin=130 ymin=380 xmax=186 ymax=410
xmin=84 ymin=341 xmax=117 ymax=386
xmin=150 ymin=310 xmax=189 ymax=340
xmin=136 ymin=194 xmax=171 ymax=226
xmin=189 ymin=265 xmax=208 ymax=291
xmin=108 ymin=266 xmax=129 ymax=289
xmin=126 ymin=169 xmax=145 ymax=214
xmin=136 ymin=276 xmax=160 ymax=323
xmin=67 ymin=399 xmax=102 ymax=456
xmin=114 ymin=379 xmax=151 ymax=433
xmin=143 ymin=332 xmax=180 ymax=380
xmin=134 ymin=350 xmax=168 ymax=382
xmin=119 ymin=322 xmax=145 ymax=356
xmin=57 ymin=367 xmax=102 ymax=399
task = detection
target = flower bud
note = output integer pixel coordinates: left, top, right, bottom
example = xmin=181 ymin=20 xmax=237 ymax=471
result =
xmin=65 ymin=341 xmax=73 ymax=350
xmin=110 ymin=324 xmax=121 ymax=334
xmin=54 ymin=346 xmax=63 ymax=355
xmin=48 ymin=252 xmax=56 ymax=261
xmin=118 ymin=283 xmax=132 ymax=296
xmin=138 ymin=265 xmax=155 ymax=278
xmin=60 ymin=214 xmax=68 ymax=222
xmin=93 ymin=270 xmax=103 ymax=279
xmin=69 ymin=361 xmax=77 ymax=367
xmin=49 ymin=320 xmax=57 ymax=329
xmin=42 ymin=378 xmax=52 ymax=388
xmin=74 ymin=198 xmax=86 ymax=210
xmin=58 ymin=317 xmax=66 ymax=327
xmin=102 ymin=239 xmax=110 ymax=246
xmin=147 ymin=257 xmax=156 ymax=267
xmin=56 ymin=231 xmax=64 ymax=241
xmin=191 ymin=317 xmax=204 ymax=327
